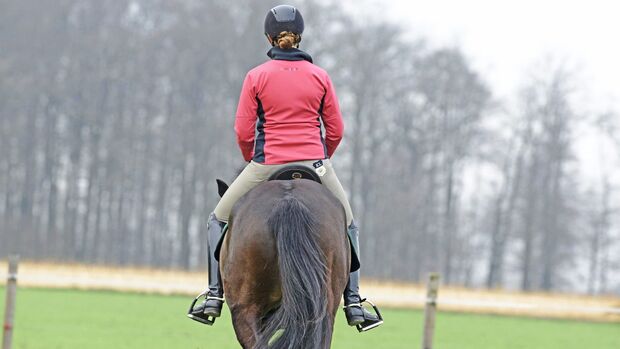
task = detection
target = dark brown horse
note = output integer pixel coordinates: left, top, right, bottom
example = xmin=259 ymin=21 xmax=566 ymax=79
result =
xmin=219 ymin=179 xmax=350 ymax=348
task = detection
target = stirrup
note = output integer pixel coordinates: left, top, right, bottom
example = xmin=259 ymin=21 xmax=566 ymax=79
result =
xmin=187 ymin=291 xmax=224 ymax=326
xmin=344 ymin=299 xmax=384 ymax=332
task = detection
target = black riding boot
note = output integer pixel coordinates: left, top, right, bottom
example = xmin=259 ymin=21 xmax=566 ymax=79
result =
xmin=343 ymin=221 xmax=384 ymax=332
xmin=188 ymin=213 xmax=226 ymax=325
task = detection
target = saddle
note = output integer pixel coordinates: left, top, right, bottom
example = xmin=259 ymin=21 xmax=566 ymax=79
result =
xmin=268 ymin=164 xmax=322 ymax=183
xmin=215 ymin=164 xmax=321 ymax=198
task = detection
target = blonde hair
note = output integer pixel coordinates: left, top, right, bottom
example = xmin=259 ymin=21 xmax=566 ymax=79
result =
xmin=276 ymin=31 xmax=301 ymax=49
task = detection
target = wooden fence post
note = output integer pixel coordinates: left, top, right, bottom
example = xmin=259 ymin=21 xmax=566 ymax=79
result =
xmin=2 ymin=255 xmax=19 ymax=349
xmin=422 ymin=272 xmax=440 ymax=349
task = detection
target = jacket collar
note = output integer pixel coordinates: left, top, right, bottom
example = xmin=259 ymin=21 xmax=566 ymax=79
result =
xmin=267 ymin=47 xmax=313 ymax=63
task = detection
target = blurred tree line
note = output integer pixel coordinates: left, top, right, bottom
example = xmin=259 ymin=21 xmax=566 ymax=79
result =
xmin=1 ymin=0 xmax=618 ymax=294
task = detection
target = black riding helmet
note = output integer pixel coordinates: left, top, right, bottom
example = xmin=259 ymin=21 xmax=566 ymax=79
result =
xmin=264 ymin=5 xmax=304 ymax=41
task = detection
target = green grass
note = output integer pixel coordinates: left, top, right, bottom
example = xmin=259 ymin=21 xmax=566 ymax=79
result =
xmin=0 ymin=287 xmax=618 ymax=348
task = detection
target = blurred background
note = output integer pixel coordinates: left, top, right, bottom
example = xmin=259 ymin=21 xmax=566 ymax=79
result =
xmin=2 ymin=1 xmax=620 ymax=347
xmin=1 ymin=0 xmax=620 ymax=294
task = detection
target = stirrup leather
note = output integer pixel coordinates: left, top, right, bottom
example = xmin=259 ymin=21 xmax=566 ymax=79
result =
xmin=344 ymin=298 xmax=384 ymax=332
xmin=187 ymin=291 xmax=225 ymax=326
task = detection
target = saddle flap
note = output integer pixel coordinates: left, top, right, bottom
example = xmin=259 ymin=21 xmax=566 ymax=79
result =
xmin=268 ymin=165 xmax=322 ymax=184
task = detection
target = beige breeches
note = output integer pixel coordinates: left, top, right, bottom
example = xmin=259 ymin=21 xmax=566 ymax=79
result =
xmin=213 ymin=159 xmax=354 ymax=226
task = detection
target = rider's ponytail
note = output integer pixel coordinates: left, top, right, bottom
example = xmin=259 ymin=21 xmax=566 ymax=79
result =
xmin=276 ymin=31 xmax=300 ymax=49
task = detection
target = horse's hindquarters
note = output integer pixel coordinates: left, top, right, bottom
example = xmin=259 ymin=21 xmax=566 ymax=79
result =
xmin=222 ymin=180 xmax=349 ymax=349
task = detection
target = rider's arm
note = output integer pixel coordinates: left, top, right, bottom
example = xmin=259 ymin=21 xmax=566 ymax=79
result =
xmin=321 ymin=75 xmax=344 ymax=158
xmin=234 ymin=73 xmax=258 ymax=162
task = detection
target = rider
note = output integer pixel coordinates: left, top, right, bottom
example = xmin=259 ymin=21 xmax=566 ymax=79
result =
xmin=189 ymin=4 xmax=382 ymax=332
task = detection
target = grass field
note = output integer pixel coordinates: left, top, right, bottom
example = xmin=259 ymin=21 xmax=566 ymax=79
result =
xmin=1 ymin=287 xmax=618 ymax=349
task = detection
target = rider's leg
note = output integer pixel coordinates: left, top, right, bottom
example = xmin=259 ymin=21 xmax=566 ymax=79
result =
xmin=319 ymin=159 xmax=383 ymax=331
xmin=188 ymin=212 xmax=226 ymax=325
xmin=342 ymin=222 xmax=383 ymax=330
xmin=190 ymin=161 xmax=273 ymax=325
xmin=214 ymin=162 xmax=274 ymax=223
xmin=315 ymin=159 xmax=353 ymax=226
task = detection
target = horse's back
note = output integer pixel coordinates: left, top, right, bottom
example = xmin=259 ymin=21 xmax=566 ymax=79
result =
xmin=235 ymin=179 xmax=345 ymax=224
xmin=229 ymin=180 xmax=347 ymax=250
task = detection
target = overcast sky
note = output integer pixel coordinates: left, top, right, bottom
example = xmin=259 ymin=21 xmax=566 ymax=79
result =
xmin=340 ymin=0 xmax=620 ymax=182
xmin=359 ymin=0 xmax=619 ymax=109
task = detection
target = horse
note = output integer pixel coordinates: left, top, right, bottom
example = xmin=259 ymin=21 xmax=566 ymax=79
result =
xmin=218 ymin=177 xmax=350 ymax=348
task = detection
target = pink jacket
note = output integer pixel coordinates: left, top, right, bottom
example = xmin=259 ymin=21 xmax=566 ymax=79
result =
xmin=234 ymin=48 xmax=344 ymax=164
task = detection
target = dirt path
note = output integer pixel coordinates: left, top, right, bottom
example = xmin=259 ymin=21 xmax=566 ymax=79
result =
xmin=1 ymin=261 xmax=619 ymax=322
